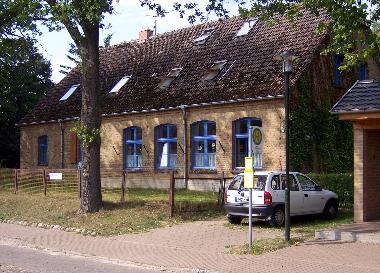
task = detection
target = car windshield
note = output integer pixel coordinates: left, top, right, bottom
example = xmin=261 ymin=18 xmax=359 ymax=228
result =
xmin=229 ymin=175 xmax=267 ymax=190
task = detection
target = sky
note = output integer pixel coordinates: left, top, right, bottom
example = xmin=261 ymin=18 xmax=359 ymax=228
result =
xmin=36 ymin=0 xmax=243 ymax=83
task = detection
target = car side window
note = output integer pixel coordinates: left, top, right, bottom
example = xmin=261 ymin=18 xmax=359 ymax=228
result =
xmin=271 ymin=175 xmax=281 ymax=190
xmin=280 ymin=174 xmax=299 ymax=191
xmin=229 ymin=175 xmax=244 ymax=190
xmin=297 ymin=175 xmax=317 ymax=191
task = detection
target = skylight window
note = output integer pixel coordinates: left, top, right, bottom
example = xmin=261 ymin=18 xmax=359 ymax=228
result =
xmin=193 ymin=28 xmax=215 ymax=45
xmin=236 ymin=19 xmax=257 ymax=37
xmin=109 ymin=76 xmax=131 ymax=94
xmin=59 ymin=84 xmax=79 ymax=101
xmin=203 ymin=60 xmax=227 ymax=81
xmin=158 ymin=68 xmax=182 ymax=89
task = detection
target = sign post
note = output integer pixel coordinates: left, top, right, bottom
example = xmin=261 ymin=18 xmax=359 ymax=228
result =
xmin=245 ymin=126 xmax=254 ymax=249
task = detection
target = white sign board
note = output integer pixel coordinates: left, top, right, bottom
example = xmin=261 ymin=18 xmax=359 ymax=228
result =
xmin=49 ymin=173 xmax=63 ymax=180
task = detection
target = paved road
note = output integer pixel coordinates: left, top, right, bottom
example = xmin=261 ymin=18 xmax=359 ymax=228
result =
xmin=0 ymin=244 xmax=163 ymax=273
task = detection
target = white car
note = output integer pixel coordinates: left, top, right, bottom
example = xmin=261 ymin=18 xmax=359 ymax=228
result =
xmin=224 ymin=171 xmax=339 ymax=226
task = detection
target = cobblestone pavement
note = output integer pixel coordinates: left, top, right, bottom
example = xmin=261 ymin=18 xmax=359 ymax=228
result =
xmin=0 ymin=221 xmax=379 ymax=273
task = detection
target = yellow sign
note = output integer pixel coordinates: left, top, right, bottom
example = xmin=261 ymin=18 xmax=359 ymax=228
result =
xmin=244 ymin=157 xmax=254 ymax=188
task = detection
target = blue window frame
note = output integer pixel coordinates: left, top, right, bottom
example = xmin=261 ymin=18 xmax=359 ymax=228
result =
xmin=38 ymin=135 xmax=48 ymax=165
xmin=155 ymin=124 xmax=177 ymax=169
xmin=334 ymin=54 xmax=343 ymax=86
xmin=192 ymin=121 xmax=216 ymax=169
xmin=233 ymin=118 xmax=262 ymax=169
xmin=123 ymin=127 xmax=143 ymax=169
xmin=358 ymin=63 xmax=367 ymax=80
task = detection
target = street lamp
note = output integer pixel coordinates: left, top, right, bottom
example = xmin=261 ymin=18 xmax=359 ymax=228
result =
xmin=274 ymin=51 xmax=298 ymax=241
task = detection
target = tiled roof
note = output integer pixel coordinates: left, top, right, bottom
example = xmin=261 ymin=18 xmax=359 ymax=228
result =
xmin=20 ymin=11 xmax=329 ymax=125
xmin=331 ymin=79 xmax=380 ymax=114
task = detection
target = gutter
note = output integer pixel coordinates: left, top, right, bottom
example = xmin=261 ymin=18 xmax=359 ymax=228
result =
xmin=59 ymin=120 xmax=64 ymax=169
xmin=331 ymin=109 xmax=380 ymax=115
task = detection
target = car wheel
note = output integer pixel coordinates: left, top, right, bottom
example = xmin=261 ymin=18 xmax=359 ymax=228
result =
xmin=322 ymin=200 xmax=338 ymax=220
xmin=227 ymin=215 xmax=243 ymax=224
xmin=269 ymin=206 xmax=285 ymax=227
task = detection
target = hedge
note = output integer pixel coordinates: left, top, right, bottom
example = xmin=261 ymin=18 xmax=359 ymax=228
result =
xmin=307 ymin=173 xmax=353 ymax=208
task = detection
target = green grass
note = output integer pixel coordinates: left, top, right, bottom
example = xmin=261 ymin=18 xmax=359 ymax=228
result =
xmin=0 ymin=189 xmax=223 ymax=236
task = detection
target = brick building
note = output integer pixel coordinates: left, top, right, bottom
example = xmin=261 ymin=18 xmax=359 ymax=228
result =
xmin=18 ymin=12 xmax=379 ymax=189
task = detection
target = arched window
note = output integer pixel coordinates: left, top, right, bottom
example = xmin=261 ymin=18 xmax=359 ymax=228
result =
xmin=233 ymin=118 xmax=262 ymax=169
xmin=123 ymin=127 xmax=143 ymax=169
xmin=155 ymin=124 xmax=177 ymax=169
xmin=192 ymin=121 xmax=216 ymax=169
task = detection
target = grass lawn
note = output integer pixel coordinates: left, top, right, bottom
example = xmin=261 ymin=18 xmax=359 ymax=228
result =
xmin=0 ymin=188 xmax=223 ymax=236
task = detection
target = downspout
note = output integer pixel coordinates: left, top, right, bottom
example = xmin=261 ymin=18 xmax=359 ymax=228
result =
xmin=59 ymin=120 xmax=64 ymax=169
xmin=180 ymin=105 xmax=188 ymax=189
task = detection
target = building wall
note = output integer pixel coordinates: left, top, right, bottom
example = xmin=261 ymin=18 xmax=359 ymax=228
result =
xmin=20 ymin=99 xmax=285 ymax=188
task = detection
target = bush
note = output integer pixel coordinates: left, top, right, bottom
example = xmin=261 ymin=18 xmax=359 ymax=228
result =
xmin=307 ymin=173 xmax=353 ymax=208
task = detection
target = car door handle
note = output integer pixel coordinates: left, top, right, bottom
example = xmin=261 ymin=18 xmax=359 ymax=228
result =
xmin=304 ymin=194 xmax=309 ymax=197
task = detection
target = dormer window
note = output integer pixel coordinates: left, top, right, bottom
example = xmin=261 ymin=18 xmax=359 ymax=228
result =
xmin=193 ymin=28 xmax=214 ymax=45
xmin=60 ymin=84 xmax=79 ymax=101
xmin=158 ymin=67 xmax=182 ymax=89
xmin=203 ymin=60 xmax=227 ymax=81
xmin=109 ymin=76 xmax=131 ymax=94
xmin=236 ymin=19 xmax=257 ymax=36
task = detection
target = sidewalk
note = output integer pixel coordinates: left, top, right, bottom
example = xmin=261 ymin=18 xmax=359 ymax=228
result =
xmin=0 ymin=221 xmax=380 ymax=273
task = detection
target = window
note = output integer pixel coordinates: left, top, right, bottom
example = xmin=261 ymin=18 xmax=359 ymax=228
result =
xmin=38 ymin=135 xmax=48 ymax=165
xmin=358 ymin=63 xmax=368 ymax=81
xmin=233 ymin=118 xmax=262 ymax=168
xmin=280 ymin=174 xmax=299 ymax=191
xmin=334 ymin=54 xmax=343 ymax=86
xmin=203 ymin=60 xmax=227 ymax=82
xmin=297 ymin=174 xmax=318 ymax=191
xmin=155 ymin=124 xmax=177 ymax=169
xmin=109 ymin=76 xmax=131 ymax=94
xmin=192 ymin=121 xmax=216 ymax=169
xmin=236 ymin=19 xmax=257 ymax=36
xmin=158 ymin=68 xmax=182 ymax=89
xmin=124 ymin=127 xmax=143 ymax=169
xmin=271 ymin=175 xmax=281 ymax=190
xmin=193 ymin=28 xmax=214 ymax=45
xmin=60 ymin=84 xmax=79 ymax=101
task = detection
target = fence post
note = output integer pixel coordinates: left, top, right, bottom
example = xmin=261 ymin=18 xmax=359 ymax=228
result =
xmin=121 ymin=170 xmax=126 ymax=202
xmin=77 ymin=169 xmax=81 ymax=199
xmin=43 ymin=169 xmax=47 ymax=196
xmin=14 ymin=169 xmax=18 ymax=194
xmin=221 ymin=171 xmax=225 ymax=206
xmin=169 ymin=170 xmax=175 ymax=217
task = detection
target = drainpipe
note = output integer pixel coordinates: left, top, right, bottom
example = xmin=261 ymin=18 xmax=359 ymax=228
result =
xmin=59 ymin=120 xmax=64 ymax=169
xmin=180 ymin=105 xmax=188 ymax=189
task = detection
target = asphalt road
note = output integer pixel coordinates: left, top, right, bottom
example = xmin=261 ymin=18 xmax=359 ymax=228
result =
xmin=0 ymin=244 xmax=165 ymax=273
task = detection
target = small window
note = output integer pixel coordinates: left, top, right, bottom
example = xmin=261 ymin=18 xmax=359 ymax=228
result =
xmin=203 ymin=60 xmax=227 ymax=81
xmin=358 ymin=63 xmax=368 ymax=81
xmin=155 ymin=124 xmax=177 ymax=169
xmin=38 ymin=135 xmax=48 ymax=165
xmin=334 ymin=54 xmax=343 ymax=86
xmin=236 ymin=19 xmax=257 ymax=36
xmin=60 ymin=84 xmax=79 ymax=101
xmin=158 ymin=68 xmax=182 ymax=89
xmin=192 ymin=121 xmax=216 ymax=169
xmin=109 ymin=76 xmax=131 ymax=94
xmin=280 ymin=174 xmax=299 ymax=191
xmin=297 ymin=174 xmax=318 ymax=191
xmin=193 ymin=28 xmax=214 ymax=45
xmin=124 ymin=127 xmax=143 ymax=169
xmin=271 ymin=175 xmax=281 ymax=190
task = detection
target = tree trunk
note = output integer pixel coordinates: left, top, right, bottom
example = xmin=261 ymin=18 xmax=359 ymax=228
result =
xmin=79 ymin=24 xmax=102 ymax=213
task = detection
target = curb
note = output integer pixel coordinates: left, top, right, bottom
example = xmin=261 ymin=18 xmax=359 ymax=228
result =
xmin=315 ymin=230 xmax=380 ymax=244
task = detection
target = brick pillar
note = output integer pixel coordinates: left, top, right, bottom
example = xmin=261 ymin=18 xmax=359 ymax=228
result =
xmin=353 ymin=126 xmax=365 ymax=223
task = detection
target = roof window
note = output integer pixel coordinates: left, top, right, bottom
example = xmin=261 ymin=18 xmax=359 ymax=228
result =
xmin=59 ymin=84 xmax=79 ymax=101
xmin=236 ymin=19 xmax=257 ymax=37
xmin=158 ymin=68 xmax=182 ymax=89
xmin=193 ymin=28 xmax=215 ymax=45
xmin=109 ymin=76 xmax=131 ymax=94
xmin=203 ymin=60 xmax=227 ymax=81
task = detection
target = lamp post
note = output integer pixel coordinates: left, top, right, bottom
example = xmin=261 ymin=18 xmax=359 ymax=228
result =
xmin=274 ymin=51 xmax=298 ymax=241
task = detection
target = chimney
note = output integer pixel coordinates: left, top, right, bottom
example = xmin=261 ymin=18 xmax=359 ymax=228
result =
xmin=139 ymin=28 xmax=154 ymax=41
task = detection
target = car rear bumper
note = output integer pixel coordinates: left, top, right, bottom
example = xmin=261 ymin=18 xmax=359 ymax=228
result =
xmin=224 ymin=203 xmax=273 ymax=219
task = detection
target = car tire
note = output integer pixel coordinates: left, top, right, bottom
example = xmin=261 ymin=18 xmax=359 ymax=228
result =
xmin=269 ymin=206 xmax=285 ymax=227
xmin=227 ymin=215 xmax=243 ymax=224
xmin=322 ymin=200 xmax=338 ymax=220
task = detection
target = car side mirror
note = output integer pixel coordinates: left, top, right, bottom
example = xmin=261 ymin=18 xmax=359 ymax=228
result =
xmin=315 ymin=185 xmax=322 ymax=191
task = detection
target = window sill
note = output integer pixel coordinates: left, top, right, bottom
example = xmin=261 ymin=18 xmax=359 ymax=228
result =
xmin=190 ymin=168 xmax=217 ymax=174
xmin=124 ymin=168 xmax=144 ymax=173
xmin=38 ymin=163 xmax=48 ymax=167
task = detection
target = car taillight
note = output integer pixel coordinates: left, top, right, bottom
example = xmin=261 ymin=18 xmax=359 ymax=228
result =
xmin=264 ymin=191 xmax=272 ymax=205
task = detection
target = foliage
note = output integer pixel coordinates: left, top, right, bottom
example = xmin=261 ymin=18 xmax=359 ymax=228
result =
xmin=241 ymin=1 xmax=380 ymax=69
xmin=70 ymin=121 xmax=100 ymax=148
xmin=308 ymin=173 xmax=353 ymax=208
xmin=0 ymin=38 xmax=52 ymax=167
xmin=290 ymin=76 xmax=353 ymax=173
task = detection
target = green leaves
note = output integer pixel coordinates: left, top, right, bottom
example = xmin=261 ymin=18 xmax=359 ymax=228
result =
xmin=70 ymin=121 xmax=100 ymax=148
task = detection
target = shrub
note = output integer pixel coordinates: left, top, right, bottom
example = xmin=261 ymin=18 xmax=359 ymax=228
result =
xmin=307 ymin=173 xmax=353 ymax=208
